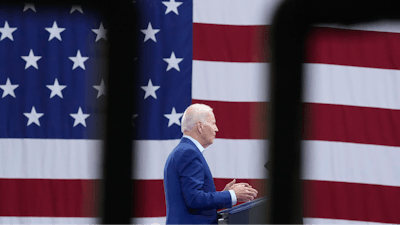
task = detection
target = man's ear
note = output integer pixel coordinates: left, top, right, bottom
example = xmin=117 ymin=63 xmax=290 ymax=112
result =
xmin=196 ymin=121 xmax=203 ymax=133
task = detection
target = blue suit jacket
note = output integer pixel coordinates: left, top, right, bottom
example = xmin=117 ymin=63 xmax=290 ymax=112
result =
xmin=164 ymin=137 xmax=232 ymax=224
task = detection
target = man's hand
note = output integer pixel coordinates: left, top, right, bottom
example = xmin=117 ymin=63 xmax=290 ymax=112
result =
xmin=222 ymin=179 xmax=236 ymax=191
xmin=231 ymin=184 xmax=258 ymax=203
xmin=222 ymin=179 xmax=253 ymax=192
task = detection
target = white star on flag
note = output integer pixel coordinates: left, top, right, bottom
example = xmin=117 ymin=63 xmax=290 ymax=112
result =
xmin=23 ymin=3 xmax=36 ymax=12
xmin=92 ymin=23 xmax=107 ymax=42
xmin=0 ymin=21 xmax=17 ymax=41
xmin=21 ymin=49 xmax=42 ymax=69
xmin=46 ymin=78 xmax=66 ymax=98
xmin=163 ymin=51 xmax=183 ymax=72
xmin=0 ymin=78 xmax=19 ymax=98
xmin=93 ymin=79 xmax=106 ymax=98
xmin=45 ymin=21 xmax=66 ymax=41
xmin=141 ymin=79 xmax=160 ymax=99
xmin=70 ymin=107 xmax=90 ymax=127
xmin=164 ymin=107 xmax=183 ymax=127
xmin=69 ymin=50 xmax=89 ymax=70
xmin=162 ymin=0 xmax=183 ymax=15
xmin=141 ymin=22 xmax=160 ymax=42
xmin=70 ymin=5 xmax=83 ymax=14
xmin=24 ymin=106 xmax=44 ymax=126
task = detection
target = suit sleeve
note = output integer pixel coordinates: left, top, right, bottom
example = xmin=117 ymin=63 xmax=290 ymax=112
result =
xmin=176 ymin=148 xmax=232 ymax=209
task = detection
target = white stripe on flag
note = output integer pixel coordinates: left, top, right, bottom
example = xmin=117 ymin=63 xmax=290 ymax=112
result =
xmin=0 ymin=216 xmax=166 ymax=225
xmin=0 ymin=216 xmax=99 ymax=224
xmin=0 ymin=139 xmax=268 ymax=180
xmin=135 ymin=138 xmax=268 ymax=179
xmin=193 ymin=0 xmax=282 ymax=25
xmin=7 ymin=138 xmax=400 ymax=186
xmin=192 ymin=60 xmax=269 ymax=102
xmin=204 ymin=139 xmax=268 ymax=179
xmin=194 ymin=61 xmax=400 ymax=109
xmin=134 ymin=139 xmax=180 ymax=179
xmin=316 ymin=20 xmax=400 ymax=33
xmin=304 ymin=63 xmax=400 ymax=110
xmin=131 ymin=216 xmax=166 ymax=224
xmin=303 ymin=217 xmax=397 ymax=224
xmin=302 ymin=140 xmax=400 ymax=187
xmin=0 ymin=138 xmax=103 ymax=179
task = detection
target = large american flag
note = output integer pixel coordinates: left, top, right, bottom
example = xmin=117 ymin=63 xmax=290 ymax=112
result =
xmin=1 ymin=0 xmax=400 ymax=224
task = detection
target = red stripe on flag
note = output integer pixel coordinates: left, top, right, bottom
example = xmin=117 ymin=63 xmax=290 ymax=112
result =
xmin=5 ymin=178 xmax=400 ymax=223
xmin=302 ymin=180 xmax=400 ymax=224
xmin=191 ymin=101 xmax=400 ymax=146
xmin=0 ymin=178 xmax=267 ymax=218
xmin=133 ymin=178 xmax=268 ymax=217
xmin=194 ymin=24 xmax=400 ymax=70
xmin=303 ymin=103 xmax=400 ymax=147
xmin=193 ymin=23 xmax=270 ymax=63
xmin=306 ymin=27 xmax=400 ymax=70
xmin=191 ymin=101 xmax=400 ymax=145
xmin=192 ymin=99 xmax=269 ymax=139
xmin=132 ymin=179 xmax=165 ymax=217
xmin=0 ymin=178 xmax=100 ymax=217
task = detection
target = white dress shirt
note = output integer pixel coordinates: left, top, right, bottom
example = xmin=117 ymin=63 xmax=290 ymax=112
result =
xmin=182 ymin=135 xmax=237 ymax=206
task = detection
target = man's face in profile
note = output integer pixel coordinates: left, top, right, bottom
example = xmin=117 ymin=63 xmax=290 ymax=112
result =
xmin=201 ymin=112 xmax=218 ymax=147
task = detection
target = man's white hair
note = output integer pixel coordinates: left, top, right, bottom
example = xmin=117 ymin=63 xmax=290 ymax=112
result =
xmin=181 ymin=104 xmax=213 ymax=133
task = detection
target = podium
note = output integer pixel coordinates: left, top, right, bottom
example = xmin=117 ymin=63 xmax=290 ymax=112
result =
xmin=217 ymin=196 xmax=268 ymax=224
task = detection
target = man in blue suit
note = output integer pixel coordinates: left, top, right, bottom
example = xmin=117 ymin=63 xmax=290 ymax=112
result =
xmin=164 ymin=104 xmax=258 ymax=224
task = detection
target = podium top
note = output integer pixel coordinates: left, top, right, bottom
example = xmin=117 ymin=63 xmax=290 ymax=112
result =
xmin=217 ymin=196 xmax=267 ymax=215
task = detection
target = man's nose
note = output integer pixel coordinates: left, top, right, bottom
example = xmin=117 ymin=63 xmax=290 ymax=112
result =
xmin=215 ymin=125 xmax=219 ymax=132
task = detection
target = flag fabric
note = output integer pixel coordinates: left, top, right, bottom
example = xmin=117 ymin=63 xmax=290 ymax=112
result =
xmin=135 ymin=0 xmax=400 ymax=224
xmin=0 ymin=3 xmax=106 ymax=224
xmin=1 ymin=0 xmax=400 ymax=224
xmin=131 ymin=0 xmax=270 ymax=223
xmin=302 ymin=22 xmax=400 ymax=224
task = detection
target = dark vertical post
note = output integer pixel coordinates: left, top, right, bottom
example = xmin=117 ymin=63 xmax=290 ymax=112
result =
xmin=102 ymin=0 xmax=138 ymax=223
xmin=267 ymin=0 xmax=308 ymax=223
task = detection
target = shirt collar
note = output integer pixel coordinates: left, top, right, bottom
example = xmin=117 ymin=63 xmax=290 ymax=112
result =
xmin=183 ymin=135 xmax=205 ymax=154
